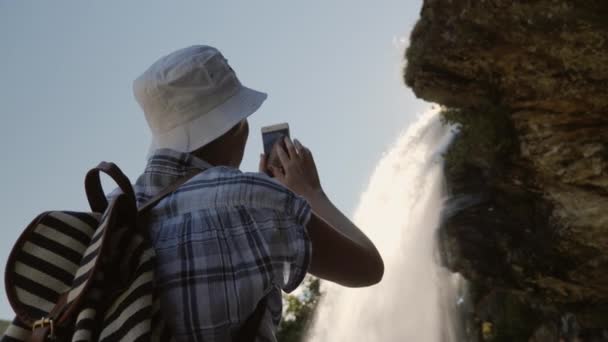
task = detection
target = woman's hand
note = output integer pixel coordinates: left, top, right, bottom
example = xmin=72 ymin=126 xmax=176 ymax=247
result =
xmin=259 ymin=137 xmax=323 ymax=200
xmin=260 ymin=137 xmax=384 ymax=287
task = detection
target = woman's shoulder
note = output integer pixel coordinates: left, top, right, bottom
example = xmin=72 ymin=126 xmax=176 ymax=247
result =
xmin=194 ymin=166 xmax=286 ymax=190
xmin=191 ymin=167 xmax=307 ymax=213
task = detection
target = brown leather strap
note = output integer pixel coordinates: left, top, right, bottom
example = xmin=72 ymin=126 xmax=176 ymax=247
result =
xmin=85 ymin=161 xmax=136 ymax=213
xmin=29 ymin=326 xmax=51 ymax=342
xmin=28 ymin=292 xmax=67 ymax=342
xmin=138 ymin=169 xmax=203 ymax=215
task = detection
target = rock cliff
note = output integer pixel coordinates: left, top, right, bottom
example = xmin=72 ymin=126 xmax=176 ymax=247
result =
xmin=404 ymin=1 xmax=608 ymax=340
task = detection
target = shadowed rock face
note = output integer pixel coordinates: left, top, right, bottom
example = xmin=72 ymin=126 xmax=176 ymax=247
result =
xmin=404 ymin=1 xmax=608 ymax=340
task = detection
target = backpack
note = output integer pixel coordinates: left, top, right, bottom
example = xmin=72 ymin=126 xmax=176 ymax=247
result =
xmin=2 ymin=162 xmax=266 ymax=342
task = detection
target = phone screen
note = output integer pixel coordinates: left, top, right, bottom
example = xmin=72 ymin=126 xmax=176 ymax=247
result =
xmin=262 ymin=128 xmax=290 ymax=155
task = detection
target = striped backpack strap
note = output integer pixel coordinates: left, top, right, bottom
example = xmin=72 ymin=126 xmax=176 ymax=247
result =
xmin=90 ymin=168 xmax=203 ymax=342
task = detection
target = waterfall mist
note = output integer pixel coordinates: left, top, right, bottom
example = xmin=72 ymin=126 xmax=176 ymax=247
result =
xmin=307 ymin=109 xmax=464 ymax=341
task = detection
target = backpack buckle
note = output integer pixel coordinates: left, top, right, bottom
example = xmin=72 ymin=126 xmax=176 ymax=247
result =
xmin=32 ymin=317 xmax=55 ymax=339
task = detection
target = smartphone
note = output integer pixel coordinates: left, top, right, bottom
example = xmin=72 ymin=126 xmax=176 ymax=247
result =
xmin=261 ymin=123 xmax=290 ymax=155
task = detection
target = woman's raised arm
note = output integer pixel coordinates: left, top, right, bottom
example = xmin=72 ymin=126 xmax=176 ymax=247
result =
xmin=261 ymin=137 xmax=384 ymax=287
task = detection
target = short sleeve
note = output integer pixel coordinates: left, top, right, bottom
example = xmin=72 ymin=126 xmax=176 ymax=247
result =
xmin=240 ymin=172 xmax=313 ymax=293
xmin=281 ymin=195 xmax=312 ymax=293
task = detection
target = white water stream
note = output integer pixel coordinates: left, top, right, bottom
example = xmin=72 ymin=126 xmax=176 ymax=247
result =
xmin=307 ymin=109 xmax=464 ymax=342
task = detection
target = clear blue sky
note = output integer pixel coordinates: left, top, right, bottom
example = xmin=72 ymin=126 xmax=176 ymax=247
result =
xmin=0 ymin=0 xmax=428 ymax=319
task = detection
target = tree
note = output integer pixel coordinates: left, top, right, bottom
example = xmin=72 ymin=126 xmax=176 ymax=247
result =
xmin=0 ymin=319 xmax=9 ymax=337
xmin=277 ymin=276 xmax=322 ymax=342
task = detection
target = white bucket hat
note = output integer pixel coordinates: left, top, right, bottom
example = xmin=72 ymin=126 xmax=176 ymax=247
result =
xmin=133 ymin=45 xmax=267 ymax=156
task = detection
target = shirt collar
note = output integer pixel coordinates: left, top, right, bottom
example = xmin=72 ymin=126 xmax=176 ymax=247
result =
xmin=145 ymin=148 xmax=214 ymax=175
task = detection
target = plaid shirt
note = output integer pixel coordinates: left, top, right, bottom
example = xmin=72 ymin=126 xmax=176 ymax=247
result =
xmin=131 ymin=149 xmax=312 ymax=342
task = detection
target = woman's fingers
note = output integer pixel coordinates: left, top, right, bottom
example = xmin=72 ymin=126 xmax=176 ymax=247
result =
xmin=268 ymin=165 xmax=285 ymax=180
xmin=294 ymin=139 xmax=304 ymax=155
xmin=295 ymin=140 xmax=313 ymax=163
xmin=304 ymin=147 xmax=313 ymax=162
xmin=284 ymin=136 xmax=299 ymax=159
xmin=259 ymin=154 xmax=267 ymax=173
xmin=275 ymin=143 xmax=291 ymax=169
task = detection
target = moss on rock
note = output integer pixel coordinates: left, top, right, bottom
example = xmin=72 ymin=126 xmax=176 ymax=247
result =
xmin=440 ymin=105 xmax=516 ymax=180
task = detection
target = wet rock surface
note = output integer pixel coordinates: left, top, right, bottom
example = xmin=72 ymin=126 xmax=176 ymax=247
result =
xmin=405 ymin=1 xmax=608 ymax=340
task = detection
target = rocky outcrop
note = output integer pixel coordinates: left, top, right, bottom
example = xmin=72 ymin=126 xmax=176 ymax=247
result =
xmin=404 ymin=1 xmax=608 ymax=340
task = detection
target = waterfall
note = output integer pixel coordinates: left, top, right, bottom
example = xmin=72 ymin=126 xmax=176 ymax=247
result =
xmin=307 ymin=109 xmax=464 ymax=342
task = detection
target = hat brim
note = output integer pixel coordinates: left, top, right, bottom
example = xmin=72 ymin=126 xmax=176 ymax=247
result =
xmin=147 ymin=85 xmax=267 ymax=158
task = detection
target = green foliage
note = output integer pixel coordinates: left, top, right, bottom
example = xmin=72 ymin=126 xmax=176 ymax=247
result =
xmin=440 ymin=106 xmax=515 ymax=177
xmin=0 ymin=279 xmax=324 ymax=340
xmin=0 ymin=319 xmax=9 ymax=336
xmin=277 ymin=277 xmax=322 ymax=342
xmin=477 ymin=291 xmax=539 ymax=342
